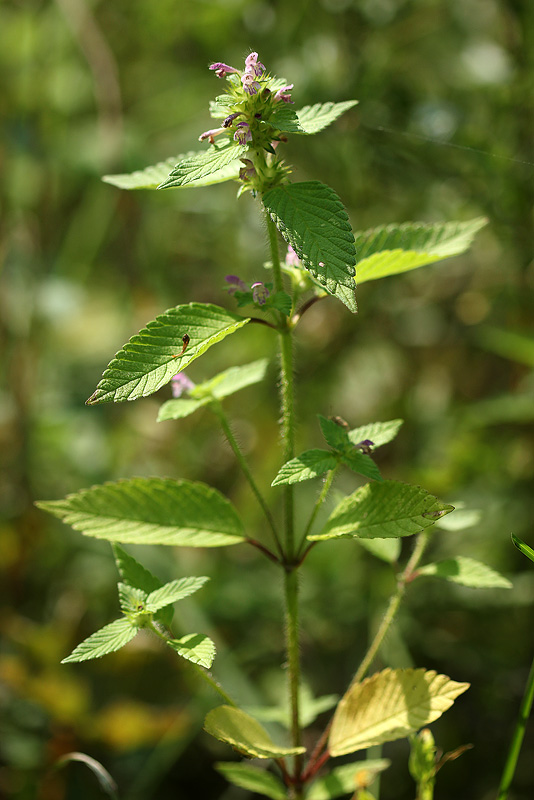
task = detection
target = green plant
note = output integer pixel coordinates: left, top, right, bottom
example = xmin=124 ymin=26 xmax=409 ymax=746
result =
xmin=39 ymin=52 xmax=511 ymax=799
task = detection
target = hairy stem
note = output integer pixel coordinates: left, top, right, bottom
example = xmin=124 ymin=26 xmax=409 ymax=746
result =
xmin=266 ymin=211 xmax=302 ymax=786
xmin=212 ymin=400 xmax=283 ymax=557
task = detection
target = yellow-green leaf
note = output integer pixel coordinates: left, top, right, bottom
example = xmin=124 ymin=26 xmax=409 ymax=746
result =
xmin=329 ymin=668 xmax=469 ymax=757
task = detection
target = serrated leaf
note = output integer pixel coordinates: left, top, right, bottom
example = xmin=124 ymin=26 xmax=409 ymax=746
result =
xmin=348 ymin=420 xmax=404 ymax=449
xmin=355 ymin=218 xmax=487 ymax=284
xmin=167 ymin=633 xmax=216 ymax=668
xmin=209 ymin=94 xmax=236 ymax=118
xmin=308 ymin=481 xmax=454 ymax=541
xmin=356 ymin=537 xmax=401 ymax=564
xmin=102 ymin=155 xmax=181 ymax=190
xmin=158 ymin=143 xmax=247 ymax=189
xmin=295 ymin=100 xmax=359 ymax=134
xmin=61 ymin=618 xmax=137 ymax=664
xmin=146 ymin=576 xmax=209 ymax=611
xmin=118 ymin=583 xmax=147 ymax=613
xmin=270 ymin=105 xmax=305 ymax=133
xmin=215 ymin=763 xmax=286 ymax=800
xmin=512 ymin=533 xmax=534 ymax=565
xmin=307 ymin=759 xmax=390 ymax=800
xmin=38 ymin=477 xmax=245 ymax=547
xmin=329 ymin=668 xmax=469 ymax=756
xmin=112 ymin=543 xmax=173 ymax=626
xmin=262 ymin=182 xmax=357 ymax=312
xmin=86 ymin=303 xmax=249 ymax=404
xmin=204 ymin=706 xmax=306 ymax=759
xmin=417 ymin=557 xmax=512 ymax=589
xmin=271 ymin=449 xmax=338 ymax=486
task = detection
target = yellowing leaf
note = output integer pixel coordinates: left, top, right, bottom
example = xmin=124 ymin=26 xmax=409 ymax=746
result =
xmin=329 ymin=668 xmax=469 ymax=757
xmin=204 ymin=706 xmax=306 ymax=759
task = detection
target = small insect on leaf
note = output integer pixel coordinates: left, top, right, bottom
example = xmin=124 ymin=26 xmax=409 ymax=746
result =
xmin=173 ymin=334 xmax=190 ymax=358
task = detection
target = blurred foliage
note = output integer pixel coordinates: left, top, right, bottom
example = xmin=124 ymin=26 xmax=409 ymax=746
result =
xmin=1 ymin=0 xmax=534 ymax=798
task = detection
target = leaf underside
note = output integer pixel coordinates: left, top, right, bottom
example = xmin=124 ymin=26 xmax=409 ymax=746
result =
xmin=306 ymin=759 xmax=391 ymax=800
xmin=86 ymin=303 xmax=249 ymax=404
xmin=262 ymin=181 xmax=357 ymax=312
xmin=355 ymin=218 xmax=488 ymax=284
xmin=295 ymin=100 xmax=359 ymax=134
xmin=37 ymin=477 xmax=245 ymax=547
xmin=167 ymin=633 xmax=216 ymax=669
xmin=329 ymin=668 xmax=470 ymax=756
xmin=215 ymin=762 xmax=286 ymax=800
xmin=417 ymin=557 xmax=512 ymax=588
xmin=204 ymin=706 xmax=306 ymax=759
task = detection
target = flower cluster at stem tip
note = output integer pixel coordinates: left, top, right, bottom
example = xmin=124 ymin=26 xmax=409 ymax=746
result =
xmin=199 ymin=52 xmax=294 ymax=194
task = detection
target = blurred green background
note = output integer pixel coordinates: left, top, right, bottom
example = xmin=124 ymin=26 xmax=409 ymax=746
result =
xmin=2 ymin=0 xmax=534 ymax=798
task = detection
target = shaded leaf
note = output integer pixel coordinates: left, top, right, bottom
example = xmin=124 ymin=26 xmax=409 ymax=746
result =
xmin=38 ymin=477 xmax=245 ymax=547
xmin=86 ymin=303 xmax=249 ymax=404
xmin=215 ymin=763 xmax=286 ymax=800
xmin=307 ymin=759 xmax=390 ymax=800
xmin=295 ymin=100 xmax=359 ymax=134
xmin=308 ymin=481 xmax=453 ymax=541
xmin=356 ymin=537 xmax=401 ymax=564
xmin=347 ymin=420 xmax=404 ymax=449
xmin=340 ymin=450 xmax=382 ymax=482
xmin=61 ymin=618 xmax=137 ymax=664
xmin=204 ymin=706 xmax=306 ymax=759
xmin=319 ymin=415 xmax=352 ymax=452
xmin=167 ymin=633 xmax=216 ymax=669
xmin=329 ymin=668 xmax=469 ymax=756
xmin=247 ymin=685 xmax=338 ymax=730
xmin=355 ymin=218 xmax=487 ymax=284
xmin=158 ymin=143 xmax=246 ymax=189
xmin=146 ymin=576 xmax=209 ymax=611
xmin=263 ymin=182 xmax=357 ymax=312
xmin=417 ymin=557 xmax=512 ymax=589
xmin=271 ymin=449 xmax=338 ymax=486
xmin=112 ymin=543 xmax=172 ymax=626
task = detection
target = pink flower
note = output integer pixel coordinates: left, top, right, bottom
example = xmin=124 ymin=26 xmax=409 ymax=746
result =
xmin=242 ymin=72 xmax=261 ymax=95
xmin=171 ymin=373 xmax=195 ymax=398
xmin=285 ymin=245 xmax=301 ymax=267
xmin=239 ymin=158 xmax=256 ymax=181
xmin=198 ymin=127 xmax=225 ymax=143
xmin=225 ymin=275 xmax=248 ymax=294
xmin=209 ymin=62 xmax=239 ymax=79
xmin=244 ymin=52 xmax=265 ymax=77
xmin=274 ymin=84 xmax=294 ymax=104
xmin=234 ymin=121 xmax=252 ymax=145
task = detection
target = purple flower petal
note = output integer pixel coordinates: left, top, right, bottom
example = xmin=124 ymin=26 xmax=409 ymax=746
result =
xmin=244 ymin=52 xmax=265 ymax=77
xmin=251 ymin=282 xmax=270 ymax=305
xmin=209 ymin=62 xmax=239 ymax=79
xmin=274 ymin=84 xmax=294 ymax=104
xmin=225 ymin=275 xmax=248 ymax=294
xmin=234 ymin=121 xmax=252 ymax=145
